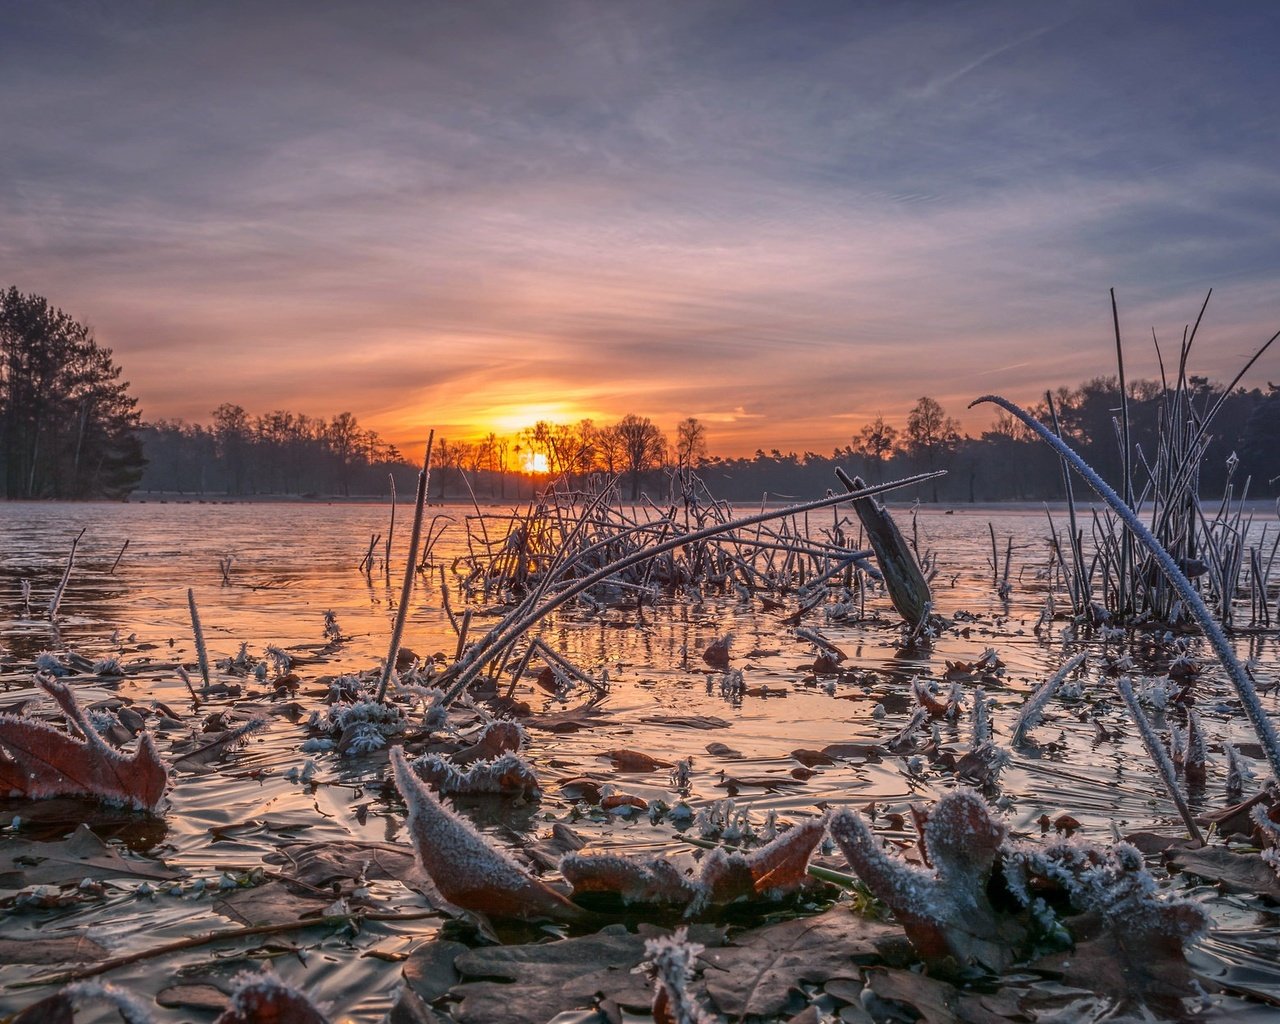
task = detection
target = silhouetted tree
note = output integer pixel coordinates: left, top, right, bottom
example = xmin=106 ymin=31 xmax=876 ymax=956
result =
xmin=613 ymin=414 xmax=667 ymax=499
xmin=854 ymin=415 xmax=898 ymax=481
xmin=0 ymin=287 xmax=144 ymax=498
xmin=905 ymin=396 xmax=960 ymax=501
xmin=676 ymin=417 xmax=708 ymax=470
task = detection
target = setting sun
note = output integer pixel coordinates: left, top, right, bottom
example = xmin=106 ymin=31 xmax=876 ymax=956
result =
xmin=520 ymin=451 xmax=550 ymax=474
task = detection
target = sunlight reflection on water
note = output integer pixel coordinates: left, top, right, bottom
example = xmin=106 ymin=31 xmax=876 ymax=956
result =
xmin=2 ymin=499 xmax=1279 ymax=1019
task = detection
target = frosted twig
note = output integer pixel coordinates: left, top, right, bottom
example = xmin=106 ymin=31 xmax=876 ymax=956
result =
xmin=187 ymin=588 xmax=211 ymax=689
xmin=973 ymin=394 xmax=1280 ymax=780
xmin=1011 ymin=652 xmax=1088 ymax=746
xmin=47 ymin=527 xmax=83 ymax=619
xmin=1116 ymin=677 xmax=1204 ymax=844
xmin=376 ymin=432 xmax=433 ymax=704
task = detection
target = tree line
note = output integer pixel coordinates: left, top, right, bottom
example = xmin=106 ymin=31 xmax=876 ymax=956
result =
xmin=8 ymin=285 xmax=1280 ymax=503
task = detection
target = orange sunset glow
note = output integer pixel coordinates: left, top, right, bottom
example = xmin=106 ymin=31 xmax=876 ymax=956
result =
xmin=3 ymin=2 xmax=1278 ymax=464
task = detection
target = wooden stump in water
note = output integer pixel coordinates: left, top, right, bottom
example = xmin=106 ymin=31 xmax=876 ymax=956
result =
xmin=837 ymin=469 xmax=931 ymax=628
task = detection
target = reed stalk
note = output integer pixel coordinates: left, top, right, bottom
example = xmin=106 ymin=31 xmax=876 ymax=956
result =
xmin=972 ymin=395 xmax=1280 ymax=780
xmin=436 ymin=470 xmax=944 ymax=706
xmin=47 ymin=528 xmax=84 ymax=620
xmin=187 ymin=588 xmax=211 ymax=689
xmin=1115 ymin=676 xmax=1204 ymax=844
xmin=375 ymin=432 xmax=434 ymax=704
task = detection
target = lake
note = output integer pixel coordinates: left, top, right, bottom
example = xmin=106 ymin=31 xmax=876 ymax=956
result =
xmin=2 ymin=497 xmax=1278 ymax=1020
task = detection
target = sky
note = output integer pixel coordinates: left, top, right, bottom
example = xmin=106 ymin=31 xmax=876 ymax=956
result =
xmin=2 ymin=0 xmax=1279 ymax=457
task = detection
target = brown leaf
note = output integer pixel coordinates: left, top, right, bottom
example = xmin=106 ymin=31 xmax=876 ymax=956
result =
xmin=1030 ymin=909 xmax=1202 ymax=1017
xmin=452 ymin=721 xmax=523 ymax=765
xmin=525 ymin=700 xmax=609 ymax=733
xmin=701 ymin=908 xmax=898 ymax=1019
xmin=263 ymin=840 xmax=418 ymax=890
xmin=564 ymin=818 xmax=827 ymax=912
xmin=0 ymin=677 xmax=168 ymax=811
xmin=791 ymin=749 xmax=837 ymax=768
xmin=447 ymin=924 xmax=722 ymax=1024
xmin=640 ymin=715 xmax=731 ymax=730
xmin=212 ymin=968 xmax=330 ymax=1023
xmin=0 ymin=933 xmax=109 ymax=964
xmin=1198 ymin=790 xmax=1273 ymax=839
xmin=831 ymin=789 xmax=1026 ymax=970
xmin=1166 ymin=846 xmax=1280 ymax=900
xmin=866 ymin=968 xmax=1008 ymax=1024
xmin=0 ymin=822 xmax=181 ymax=887
xmin=821 ymin=742 xmax=884 ymax=761
xmin=599 ymin=749 xmax=673 ymax=772
xmin=558 ymin=777 xmax=604 ymax=804
xmin=390 ymin=746 xmax=584 ymax=922
xmin=702 ymin=636 xmax=733 ymax=669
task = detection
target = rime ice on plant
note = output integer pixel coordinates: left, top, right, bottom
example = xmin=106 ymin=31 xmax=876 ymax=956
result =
xmin=644 ymin=927 xmax=716 ymax=1024
xmin=1003 ymin=837 xmax=1207 ymax=949
xmin=0 ymin=675 xmax=168 ymax=811
xmin=564 ymin=817 xmax=827 ymax=916
xmin=409 ymin=751 xmax=540 ymax=797
xmin=34 ymin=651 xmax=71 ymax=676
xmin=92 ymin=655 xmax=125 ymax=676
xmin=389 ymin=745 xmax=582 ymax=921
xmin=831 ymin=787 xmax=1023 ymax=968
xmin=1012 ymin=652 xmax=1087 ymax=746
xmin=214 ymin=966 xmax=329 ymax=1024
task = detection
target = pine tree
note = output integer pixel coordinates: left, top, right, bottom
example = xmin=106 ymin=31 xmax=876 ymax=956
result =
xmin=0 ymin=287 xmax=145 ymax=499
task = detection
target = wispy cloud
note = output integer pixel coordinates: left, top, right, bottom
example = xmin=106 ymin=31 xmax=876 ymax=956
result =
xmin=1 ymin=1 xmax=1278 ymax=453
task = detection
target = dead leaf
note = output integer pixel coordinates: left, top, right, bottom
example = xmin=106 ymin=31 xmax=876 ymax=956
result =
xmin=831 ymin=789 xmax=1027 ymax=970
xmin=564 ymin=818 xmax=827 ymax=913
xmin=866 ymin=967 xmax=1008 ymax=1024
xmin=526 ymin=701 xmax=609 ymax=734
xmin=1167 ymin=846 xmax=1280 ymax=900
xmin=1030 ymin=909 xmax=1201 ymax=1017
xmin=0 ymin=933 xmax=108 ymax=964
xmin=599 ymin=749 xmax=673 ymax=772
xmin=640 ymin=715 xmax=731 ymax=730
xmin=211 ymin=881 xmax=334 ymax=926
xmin=391 ymin=746 xmax=584 ymax=922
xmin=702 ymin=636 xmax=732 ymax=669
xmin=701 ymin=908 xmax=898 ymax=1019
xmin=451 ymin=721 xmax=523 ymax=765
xmin=448 ymin=923 xmax=723 ymax=1024
xmin=263 ymin=840 xmax=419 ymax=889
xmin=821 ymin=742 xmax=884 ymax=761
xmin=0 ymin=676 xmax=168 ymax=811
xmin=559 ymin=777 xmax=604 ymax=804
xmin=1198 ymin=791 xmax=1274 ymax=839
xmin=791 ymin=749 xmax=836 ymax=768
xmin=212 ymin=967 xmax=330 ymax=1023
xmin=400 ymin=938 xmax=468 ymax=1005
xmin=0 ymin=823 xmax=181 ymax=887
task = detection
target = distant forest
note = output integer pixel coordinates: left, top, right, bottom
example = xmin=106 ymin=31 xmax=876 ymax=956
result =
xmin=7 ymin=286 xmax=1280 ymax=504
xmin=135 ymin=380 xmax=1280 ymax=505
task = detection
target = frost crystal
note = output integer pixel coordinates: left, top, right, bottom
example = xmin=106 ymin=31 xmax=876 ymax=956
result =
xmin=389 ymin=746 xmax=582 ymax=921
xmin=92 ymin=656 xmax=125 ymax=676
xmin=34 ymin=651 xmax=71 ymax=676
xmin=1011 ymin=652 xmax=1087 ymax=746
xmin=409 ymin=751 xmax=541 ymax=797
xmin=1003 ymin=837 xmax=1207 ymax=944
xmin=61 ymin=981 xmax=156 ymax=1024
xmin=644 ymin=927 xmax=716 ymax=1024
xmin=831 ymin=788 xmax=1019 ymax=968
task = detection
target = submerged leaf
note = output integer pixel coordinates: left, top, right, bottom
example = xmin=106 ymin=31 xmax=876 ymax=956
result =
xmin=390 ymin=746 xmax=583 ymax=922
